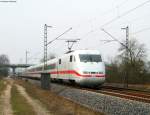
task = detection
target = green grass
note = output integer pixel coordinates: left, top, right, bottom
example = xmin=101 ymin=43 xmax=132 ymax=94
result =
xmin=11 ymin=85 xmax=36 ymax=115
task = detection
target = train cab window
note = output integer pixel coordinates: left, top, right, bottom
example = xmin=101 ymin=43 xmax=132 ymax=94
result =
xmin=70 ymin=55 xmax=73 ymax=62
xmin=79 ymin=54 xmax=102 ymax=62
xmin=59 ymin=59 xmax=61 ymax=64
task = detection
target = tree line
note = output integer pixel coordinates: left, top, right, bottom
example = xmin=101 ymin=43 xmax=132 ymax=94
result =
xmin=106 ymin=38 xmax=150 ymax=84
xmin=0 ymin=54 xmax=10 ymax=78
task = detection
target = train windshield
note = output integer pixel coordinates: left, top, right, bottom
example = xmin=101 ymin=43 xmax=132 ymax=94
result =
xmin=79 ymin=54 xmax=102 ymax=62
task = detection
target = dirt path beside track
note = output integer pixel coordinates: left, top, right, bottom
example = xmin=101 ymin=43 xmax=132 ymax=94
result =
xmin=0 ymin=84 xmax=13 ymax=115
xmin=1 ymin=78 xmax=104 ymax=115
xmin=15 ymin=84 xmax=52 ymax=115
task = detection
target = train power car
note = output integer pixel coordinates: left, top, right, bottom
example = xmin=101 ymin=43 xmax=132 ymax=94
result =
xmin=22 ymin=50 xmax=105 ymax=87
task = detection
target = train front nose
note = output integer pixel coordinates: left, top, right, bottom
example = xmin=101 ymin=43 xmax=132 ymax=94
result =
xmin=76 ymin=75 xmax=105 ymax=86
xmin=76 ymin=58 xmax=105 ymax=86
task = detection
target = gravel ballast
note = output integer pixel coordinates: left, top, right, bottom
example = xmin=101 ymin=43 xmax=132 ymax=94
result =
xmin=50 ymin=84 xmax=150 ymax=115
xmin=26 ymin=79 xmax=150 ymax=115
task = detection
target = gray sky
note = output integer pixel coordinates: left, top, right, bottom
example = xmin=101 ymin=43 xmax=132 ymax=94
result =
xmin=0 ymin=0 xmax=150 ymax=64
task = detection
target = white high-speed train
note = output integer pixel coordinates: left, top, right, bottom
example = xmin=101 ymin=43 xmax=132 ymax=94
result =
xmin=22 ymin=50 xmax=105 ymax=87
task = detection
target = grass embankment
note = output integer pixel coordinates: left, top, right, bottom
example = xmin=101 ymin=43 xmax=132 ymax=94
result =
xmin=11 ymin=85 xmax=36 ymax=115
xmin=16 ymin=80 xmax=104 ymax=115
xmin=0 ymin=79 xmax=6 ymax=114
xmin=0 ymin=79 xmax=6 ymax=95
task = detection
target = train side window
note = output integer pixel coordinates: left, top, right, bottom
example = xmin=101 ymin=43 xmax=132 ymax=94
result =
xmin=59 ymin=59 xmax=61 ymax=64
xmin=70 ymin=55 xmax=72 ymax=62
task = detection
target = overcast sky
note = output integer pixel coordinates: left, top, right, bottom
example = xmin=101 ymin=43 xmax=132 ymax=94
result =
xmin=0 ymin=0 xmax=150 ymax=64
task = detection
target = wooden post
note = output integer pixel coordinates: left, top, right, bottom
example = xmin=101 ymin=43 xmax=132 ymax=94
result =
xmin=41 ymin=73 xmax=50 ymax=90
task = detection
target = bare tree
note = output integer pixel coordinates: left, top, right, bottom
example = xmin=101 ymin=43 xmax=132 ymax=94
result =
xmin=106 ymin=38 xmax=150 ymax=84
xmin=146 ymin=61 xmax=150 ymax=73
xmin=118 ymin=38 xmax=147 ymax=84
xmin=118 ymin=38 xmax=146 ymax=64
xmin=0 ymin=54 xmax=10 ymax=77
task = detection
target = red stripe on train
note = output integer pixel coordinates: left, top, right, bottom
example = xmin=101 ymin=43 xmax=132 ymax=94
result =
xmin=27 ymin=70 xmax=105 ymax=77
xmin=49 ymin=70 xmax=105 ymax=77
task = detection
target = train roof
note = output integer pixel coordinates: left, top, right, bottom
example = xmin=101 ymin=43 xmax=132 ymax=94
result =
xmin=26 ymin=49 xmax=101 ymax=70
xmin=65 ymin=49 xmax=101 ymax=54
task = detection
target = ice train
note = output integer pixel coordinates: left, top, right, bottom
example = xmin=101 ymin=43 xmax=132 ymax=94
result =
xmin=22 ymin=50 xmax=105 ymax=87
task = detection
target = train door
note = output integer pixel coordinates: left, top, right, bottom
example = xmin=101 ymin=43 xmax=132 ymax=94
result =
xmin=68 ymin=55 xmax=73 ymax=79
xmin=57 ymin=57 xmax=68 ymax=79
xmin=63 ymin=56 xmax=69 ymax=79
xmin=57 ymin=58 xmax=61 ymax=78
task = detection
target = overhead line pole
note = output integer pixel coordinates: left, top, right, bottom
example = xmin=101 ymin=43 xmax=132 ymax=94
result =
xmin=42 ymin=25 xmax=72 ymax=90
xmin=121 ymin=26 xmax=129 ymax=88
xmin=44 ymin=26 xmax=72 ymax=71
xmin=44 ymin=24 xmax=52 ymax=70
xmin=101 ymin=27 xmax=130 ymax=88
xmin=43 ymin=24 xmax=53 ymax=90
xmin=25 ymin=51 xmax=29 ymax=64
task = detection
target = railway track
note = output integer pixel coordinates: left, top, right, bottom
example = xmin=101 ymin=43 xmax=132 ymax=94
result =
xmin=72 ymin=85 xmax=150 ymax=103
xmin=19 ymin=77 xmax=150 ymax=103
xmin=99 ymin=87 xmax=150 ymax=103
xmin=59 ymin=83 xmax=150 ymax=103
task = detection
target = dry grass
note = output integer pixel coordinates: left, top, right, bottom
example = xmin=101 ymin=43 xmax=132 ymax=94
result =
xmin=11 ymin=85 xmax=36 ymax=115
xmin=0 ymin=79 xmax=6 ymax=96
xmin=128 ymin=84 xmax=150 ymax=91
xmin=16 ymin=80 xmax=104 ymax=115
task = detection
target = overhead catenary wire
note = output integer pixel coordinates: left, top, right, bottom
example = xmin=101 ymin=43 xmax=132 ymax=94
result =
xmin=101 ymin=28 xmax=126 ymax=48
xmin=76 ymin=0 xmax=150 ymax=44
xmin=131 ymin=27 xmax=150 ymax=35
xmin=101 ymin=0 xmax=150 ymax=27
xmin=116 ymin=0 xmax=129 ymax=8
xmin=28 ymin=51 xmax=43 ymax=61
xmin=101 ymin=28 xmax=135 ymax=58
xmin=47 ymin=27 xmax=72 ymax=46
xmin=26 ymin=0 xmax=150 ymax=64
xmin=71 ymin=0 xmax=129 ymax=30
xmin=69 ymin=0 xmax=130 ymax=40
xmin=105 ymin=11 xmax=150 ymax=31
xmin=26 ymin=28 xmax=72 ymax=64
